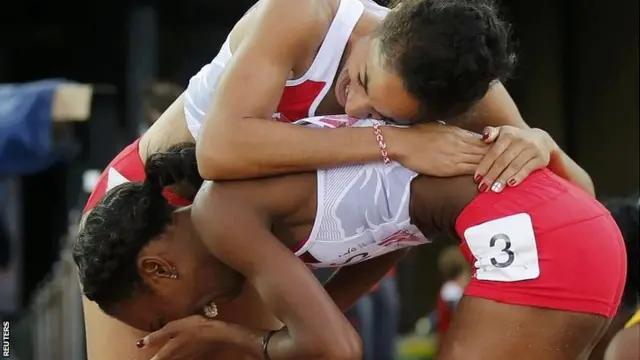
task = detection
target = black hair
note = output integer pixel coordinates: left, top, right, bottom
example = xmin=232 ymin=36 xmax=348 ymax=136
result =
xmin=375 ymin=0 xmax=516 ymax=120
xmin=603 ymin=196 xmax=640 ymax=309
xmin=73 ymin=142 xmax=202 ymax=314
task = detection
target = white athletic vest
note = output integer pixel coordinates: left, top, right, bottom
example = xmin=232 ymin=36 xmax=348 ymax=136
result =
xmin=293 ymin=116 xmax=429 ymax=268
xmin=184 ymin=0 xmax=376 ymax=139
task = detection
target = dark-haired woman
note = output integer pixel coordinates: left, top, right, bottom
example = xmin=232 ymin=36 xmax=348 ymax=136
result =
xmin=80 ymin=0 xmax=596 ymax=359
xmin=76 ymin=116 xmax=624 ymax=360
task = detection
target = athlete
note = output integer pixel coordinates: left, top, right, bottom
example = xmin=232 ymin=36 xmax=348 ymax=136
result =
xmin=75 ymin=116 xmax=624 ymax=360
xmin=80 ymin=0 xmax=596 ymax=358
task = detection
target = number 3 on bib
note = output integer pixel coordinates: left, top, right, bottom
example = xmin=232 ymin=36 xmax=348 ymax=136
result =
xmin=463 ymin=213 xmax=540 ymax=282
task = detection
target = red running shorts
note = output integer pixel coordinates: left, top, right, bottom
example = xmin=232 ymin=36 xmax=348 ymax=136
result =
xmin=83 ymin=138 xmax=190 ymax=214
xmin=455 ymin=168 xmax=626 ymax=318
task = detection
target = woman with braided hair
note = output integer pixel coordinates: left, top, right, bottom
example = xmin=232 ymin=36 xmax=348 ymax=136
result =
xmin=77 ymin=143 xmax=281 ymax=360
xmin=76 ymin=116 xmax=625 ymax=360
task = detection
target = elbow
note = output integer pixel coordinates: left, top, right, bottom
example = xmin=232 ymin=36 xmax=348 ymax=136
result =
xmin=195 ymin=139 xmax=237 ymax=181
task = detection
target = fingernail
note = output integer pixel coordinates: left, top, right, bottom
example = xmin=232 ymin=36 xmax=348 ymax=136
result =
xmin=474 ymin=174 xmax=483 ymax=183
xmin=482 ymin=132 xmax=490 ymax=140
xmin=491 ymin=181 xmax=504 ymax=193
xmin=508 ymin=179 xmax=517 ymax=187
xmin=478 ymin=183 xmax=488 ymax=192
xmin=136 ymin=339 xmax=145 ymax=348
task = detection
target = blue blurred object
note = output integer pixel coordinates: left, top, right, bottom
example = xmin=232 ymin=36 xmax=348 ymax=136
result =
xmin=0 ymin=80 xmax=68 ymax=179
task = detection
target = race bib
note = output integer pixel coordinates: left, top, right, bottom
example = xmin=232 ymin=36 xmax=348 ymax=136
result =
xmin=463 ymin=213 xmax=540 ymax=282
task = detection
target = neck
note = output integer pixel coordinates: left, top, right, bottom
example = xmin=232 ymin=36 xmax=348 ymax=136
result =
xmin=173 ymin=208 xmax=201 ymax=246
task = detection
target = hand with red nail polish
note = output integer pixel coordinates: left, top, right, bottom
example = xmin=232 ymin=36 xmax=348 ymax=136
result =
xmin=141 ymin=315 xmax=242 ymax=360
xmin=475 ymin=125 xmax=554 ymax=193
xmin=392 ymin=122 xmax=489 ymax=177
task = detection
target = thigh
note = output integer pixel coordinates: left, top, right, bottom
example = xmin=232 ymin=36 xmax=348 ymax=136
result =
xmin=437 ymin=296 xmax=610 ymax=360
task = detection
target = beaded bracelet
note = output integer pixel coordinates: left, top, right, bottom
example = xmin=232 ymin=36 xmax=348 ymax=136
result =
xmin=373 ymin=123 xmax=391 ymax=164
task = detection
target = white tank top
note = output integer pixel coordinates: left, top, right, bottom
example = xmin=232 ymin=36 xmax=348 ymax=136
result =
xmin=183 ymin=0 xmax=379 ymax=139
xmin=292 ymin=116 xmax=429 ymax=268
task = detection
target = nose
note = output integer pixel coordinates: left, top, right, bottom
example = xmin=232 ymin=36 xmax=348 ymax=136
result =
xmin=345 ymin=90 xmax=378 ymax=119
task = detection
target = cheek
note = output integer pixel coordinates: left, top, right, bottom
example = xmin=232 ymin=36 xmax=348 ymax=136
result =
xmin=346 ymin=40 xmax=368 ymax=73
xmin=157 ymin=283 xmax=195 ymax=314
xmin=160 ymin=297 xmax=194 ymax=322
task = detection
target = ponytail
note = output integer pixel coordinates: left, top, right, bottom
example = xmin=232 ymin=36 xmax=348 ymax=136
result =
xmin=143 ymin=142 xmax=202 ymax=193
xmin=73 ymin=142 xmax=202 ymax=312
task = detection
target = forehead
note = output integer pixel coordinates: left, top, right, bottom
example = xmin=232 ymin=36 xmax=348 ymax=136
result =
xmin=366 ymin=41 xmax=420 ymax=122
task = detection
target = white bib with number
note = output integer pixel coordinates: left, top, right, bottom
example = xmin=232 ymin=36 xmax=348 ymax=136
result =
xmin=463 ymin=213 xmax=540 ymax=282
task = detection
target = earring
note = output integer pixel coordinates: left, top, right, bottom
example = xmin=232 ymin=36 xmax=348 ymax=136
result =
xmin=169 ymin=267 xmax=178 ymax=279
xmin=204 ymin=302 xmax=218 ymax=319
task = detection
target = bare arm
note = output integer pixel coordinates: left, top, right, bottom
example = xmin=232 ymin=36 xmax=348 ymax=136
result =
xmin=197 ymin=0 xmax=384 ymax=180
xmin=457 ymin=82 xmax=595 ymax=195
xmin=191 ymin=181 xmax=361 ymax=359
xmin=324 ymin=249 xmax=409 ymax=312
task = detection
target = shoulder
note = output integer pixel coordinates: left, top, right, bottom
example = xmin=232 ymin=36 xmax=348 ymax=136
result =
xmin=258 ymin=0 xmax=336 ymax=22
xmin=247 ymin=0 xmax=337 ymax=44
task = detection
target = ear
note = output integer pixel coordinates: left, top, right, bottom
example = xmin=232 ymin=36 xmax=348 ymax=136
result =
xmin=138 ymin=256 xmax=178 ymax=281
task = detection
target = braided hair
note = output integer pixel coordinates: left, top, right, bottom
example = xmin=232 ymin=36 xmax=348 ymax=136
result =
xmin=73 ymin=142 xmax=202 ymax=313
xmin=374 ymin=0 xmax=516 ymax=120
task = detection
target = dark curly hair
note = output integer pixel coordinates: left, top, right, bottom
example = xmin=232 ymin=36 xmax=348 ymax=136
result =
xmin=374 ymin=0 xmax=516 ymax=120
xmin=73 ymin=143 xmax=202 ymax=314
